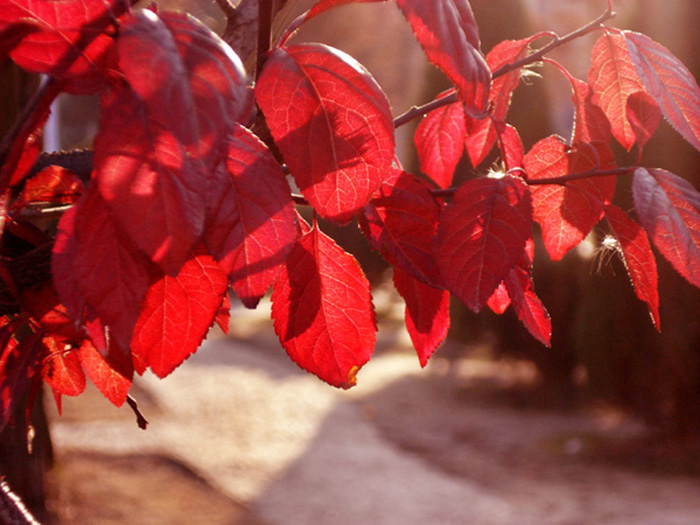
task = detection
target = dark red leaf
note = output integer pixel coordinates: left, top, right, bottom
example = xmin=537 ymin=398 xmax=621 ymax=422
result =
xmin=624 ymin=31 xmax=700 ymax=153
xmin=78 ymin=338 xmax=132 ymax=407
xmin=0 ymin=330 xmax=42 ymax=430
xmin=604 ymin=204 xmax=660 ymax=329
xmin=414 ymin=91 xmax=465 ymax=189
xmin=131 ymin=249 xmax=228 ymax=378
xmin=589 ymin=32 xmax=646 ymax=151
xmin=256 ymin=43 xmax=394 ymax=223
xmin=524 ymin=136 xmax=616 ymax=260
xmin=632 ymin=167 xmax=700 ymax=290
xmin=626 ymin=91 xmax=661 ymax=151
xmin=271 ymin=225 xmax=376 ymax=389
xmin=395 ymin=0 xmax=490 ymax=112
xmin=206 ymin=125 xmax=297 ymax=308
xmin=42 ymin=338 xmax=86 ymax=397
xmin=504 ymin=265 xmax=551 ymax=347
xmin=393 ymin=267 xmax=449 ymax=367
xmin=360 ymin=170 xmax=442 ymax=287
xmin=19 ymin=284 xmax=81 ymax=343
xmin=434 ymin=174 xmax=532 ymax=313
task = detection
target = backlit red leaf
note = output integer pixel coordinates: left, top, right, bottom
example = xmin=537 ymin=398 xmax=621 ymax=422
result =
xmin=0 ymin=20 xmax=40 ymax=62
xmin=524 ymin=136 xmax=616 ymax=260
xmin=626 ymin=91 xmax=661 ymax=151
xmin=131 ymin=249 xmax=228 ymax=378
xmin=504 ymin=263 xmax=551 ymax=347
xmin=589 ymin=32 xmax=645 ymax=150
xmin=256 ymin=43 xmax=394 ymax=223
xmin=306 ymin=0 xmax=386 ymax=20
xmin=414 ymin=91 xmax=465 ymax=189
xmin=487 ymin=282 xmax=510 ymax=314
xmin=0 ymin=330 xmax=42 ymax=430
xmin=78 ymin=338 xmax=132 ymax=407
xmin=206 ymin=125 xmax=297 ymax=308
xmin=604 ymin=204 xmax=660 ymax=329
xmin=14 ymin=165 xmax=84 ymax=208
xmin=632 ymin=167 xmax=700 ymax=290
xmin=564 ymin=71 xmax=612 ymax=145
xmin=393 ymin=267 xmax=449 ymax=367
xmin=395 ymin=0 xmax=490 ymax=112
xmin=624 ymin=31 xmax=700 ymax=153
xmin=495 ymin=122 xmax=524 ymax=171
xmin=360 ymin=170 xmax=442 ymax=287
xmin=271 ymin=225 xmax=376 ymax=389
xmin=42 ymin=338 xmax=86 ymax=397
xmin=434 ymin=174 xmax=532 ymax=313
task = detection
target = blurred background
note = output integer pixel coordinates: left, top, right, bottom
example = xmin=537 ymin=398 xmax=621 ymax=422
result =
xmin=4 ymin=0 xmax=700 ymax=523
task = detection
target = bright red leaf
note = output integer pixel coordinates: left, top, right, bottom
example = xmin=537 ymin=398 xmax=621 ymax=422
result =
xmin=42 ymin=338 xmax=86 ymax=397
xmin=393 ymin=267 xmax=450 ymax=368
xmin=434 ymin=174 xmax=532 ymax=313
xmin=0 ymin=20 xmax=40 ymax=62
xmin=78 ymin=338 xmax=132 ymax=407
xmin=206 ymin=125 xmax=297 ymax=309
xmin=360 ymin=170 xmax=442 ymax=287
xmin=131 ymin=249 xmax=228 ymax=378
xmin=14 ymin=165 xmax=84 ymax=209
xmin=632 ymin=167 xmax=700 ymax=290
xmin=271 ymin=225 xmax=376 ymax=389
xmin=495 ymin=122 xmax=524 ymax=171
xmin=589 ymin=32 xmax=646 ymax=151
xmin=395 ymin=0 xmax=490 ymax=112
xmin=604 ymin=204 xmax=660 ymax=330
xmin=414 ymin=90 xmax=466 ymax=189
xmin=626 ymin=91 xmax=661 ymax=151
xmin=256 ymin=43 xmax=394 ymax=223
xmin=524 ymin=136 xmax=616 ymax=260
xmin=624 ymin=31 xmax=700 ymax=153
xmin=305 ymin=0 xmax=386 ymax=20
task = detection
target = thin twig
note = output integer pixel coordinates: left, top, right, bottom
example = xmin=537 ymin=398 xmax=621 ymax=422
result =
xmin=126 ymin=395 xmax=149 ymax=430
xmin=525 ymin=166 xmax=634 ymax=186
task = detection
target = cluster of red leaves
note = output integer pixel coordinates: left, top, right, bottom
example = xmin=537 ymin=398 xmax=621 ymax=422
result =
xmin=1 ymin=0 xmax=700 ymax=430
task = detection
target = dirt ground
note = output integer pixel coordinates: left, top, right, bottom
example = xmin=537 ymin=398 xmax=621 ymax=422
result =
xmin=41 ymin=300 xmax=700 ymax=525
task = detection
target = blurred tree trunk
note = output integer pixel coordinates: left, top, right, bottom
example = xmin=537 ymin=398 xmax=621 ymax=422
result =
xmin=0 ymin=58 xmax=53 ymax=523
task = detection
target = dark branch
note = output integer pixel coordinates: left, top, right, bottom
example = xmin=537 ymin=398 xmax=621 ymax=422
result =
xmin=126 ymin=395 xmax=149 ymax=430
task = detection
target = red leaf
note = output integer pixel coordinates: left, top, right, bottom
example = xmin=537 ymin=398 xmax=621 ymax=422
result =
xmin=359 ymin=170 xmax=442 ymax=287
xmin=78 ymin=338 xmax=131 ymax=407
xmin=256 ymin=43 xmax=394 ymax=223
xmin=562 ymin=70 xmax=612 ymax=145
xmin=19 ymin=284 xmax=81 ymax=343
xmin=0 ymin=330 xmax=42 ymax=430
xmin=14 ymin=166 xmax=84 ymax=209
xmin=393 ymin=267 xmax=449 ymax=368
xmin=434 ymin=174 xmax=532 ymax=313
xmin=0 ymin=0 xmax=129 ymax=93
xmin=632 ymin=167 xmax=700 ymax=290
xmin=395 ymin=0 xmax=490 ymax=112
xmin=206 ymin=125 xmax=297 ymax=308
xmin=215 ymin=293 xmax=231 ymax=335
xmin=626 ymin=91 xmax=661 ymax=151
xmin=131 ymin=249 xmax=228 ymax=378
xmin=496 ymin=122 xmax=524 ymax=171
xmin=271 ymin=225 xmax=376 ymax=389
xmin=524 ymin=136 xmax=616 ymax=260
xmin=414 ymin=91 xmax=465 ymax=189
xmin=589 ymin=32 xmax=646 ymax=151
xmin=305 ymin=0 xmax=386 ymax=20
xmin=624 ymin=31 xmax=700 ymax=153
xmin=0 ymin=20 xmax=40 ymax=62
xmin=604 ymin=204 xmax=660 ymax=329
xmin=60 ymin=185 xmax=152 ymax=351
xmin=504 ymin=265 xmax=551 ymax=346
xmin=95 ymin=10 xmax=251 ymax=272
xmin=465 ymin=35 xmax=540 ymax=167
xmin=42 ymin=338 xmax=86 ymax=397
xmin=487 ymin=282 xmax=510 ymax=314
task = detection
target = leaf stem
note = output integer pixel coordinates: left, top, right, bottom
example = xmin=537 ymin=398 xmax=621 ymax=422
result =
xmin=525 ymin=166 xmax=634 ymax=186
xmin=393 ymin=0 xmax=616 ymax=129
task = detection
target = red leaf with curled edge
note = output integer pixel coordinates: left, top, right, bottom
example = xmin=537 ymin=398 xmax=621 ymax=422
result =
xmin=504 ymin=264 xmax=551 ymax=347
xmin=42 ymin=338 xmax=86 ymax=398
xmin=523 ymin=136 xmax=616 ymax=260
xmin=434 ymin=174 xmax=532 ymax=313
xmin=271 ymin=225 xmax=376 ymax=389
xmin=0 ymin=0 xmax=129 ymax=94
xmin=256 ymin=43 xmax=394 ymax=224
xmin=0 ymin=330 xmax=42 ymax=430
xmin=14 ymin=166 xmax=84 ymax=209
xmin=604 ymin=203 xmax=660 ymax=330
xmin=558 ymin=67 xmax=612 ymax=145
xmin=632 ymin=167 xmax=700 ymax=290
xmin=414 ymin=90 xmax=466 ymax=189
xmin=305 ymin=0 xmax=387 ymax=20
xmin=589 ymin=32 xmax=646 ymax=151
xmin=359 ymin=170 xmax=442 ymax=287
xmin=466 ymin=35 xmax=541 ymax=167
xmin=393 ymin=267 xmax=449 ymax=368
xmin=626 ymin=91 xmax=661 ymax=151
xmin=624 ymin=31 xmax=700 ymax=153
xmin=95 ymin=10 xmax=252 ymax=272
xmin=396 ymin=0 xmax=490 ymax=112
xmin=205 ymin=125 xmax=297 ymax=309
xmin=131 ymin=249 xmax=228 ymax=378
xmin=78 ymin=338 xmax=132 ymax=407
xmin=61 ymin=185 xmax=152 ymax=352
